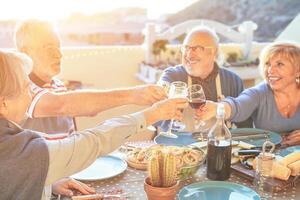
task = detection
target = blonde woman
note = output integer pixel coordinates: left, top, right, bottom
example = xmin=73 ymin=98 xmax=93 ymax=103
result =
xmin=196 ymin=41 xmax=300 ymax=146
xmin=0 ymin=50 xmax=187 ymax=200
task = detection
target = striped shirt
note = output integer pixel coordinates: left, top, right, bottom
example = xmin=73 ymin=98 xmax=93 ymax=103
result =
xmin=22 ymin=75 xmax=75 ymax=138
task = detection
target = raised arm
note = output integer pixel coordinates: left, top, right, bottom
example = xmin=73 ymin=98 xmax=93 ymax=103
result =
xmin=196 ymin=86 xmax=261 ymax=122
xmin=195 ymin=101 xmax=232 ymax=121
xmin=31 ymin=85 xmax=166 ymax=118
xmin=44 ymin=97 xmax=188 ymax=185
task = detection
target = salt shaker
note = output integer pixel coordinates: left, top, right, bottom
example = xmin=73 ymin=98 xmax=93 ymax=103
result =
xmin=253 ymin=140 xmax=275 ymax=198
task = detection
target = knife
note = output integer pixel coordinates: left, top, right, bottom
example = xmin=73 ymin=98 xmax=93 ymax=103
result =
xmin=193 ymin=133 xmax=269 ymax=140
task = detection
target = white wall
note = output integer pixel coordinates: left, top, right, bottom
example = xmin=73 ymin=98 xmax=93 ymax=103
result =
xmin=60 ymin=46 xmax=149 ymax=133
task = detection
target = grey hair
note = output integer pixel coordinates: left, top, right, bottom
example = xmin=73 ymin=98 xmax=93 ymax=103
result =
xmin=14 ymin=19 xmax=56 ymax=51
xmin=184 ymin=26 xmax=223 ymax=64
xmin=0 ymin=50 xmax=32 ymax=99
xmin=184 ymin=26 xmax=220 ymax=47
xmin=259 ymin=41 xmax=300 ymax=80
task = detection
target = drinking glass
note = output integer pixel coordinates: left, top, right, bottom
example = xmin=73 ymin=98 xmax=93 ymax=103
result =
xmin=170 ymin=81 xmax=188 ymax=131
xmin=188 ymin=84 xmax=206 ymax=137
xmin=159 ymin=81 xmax=188 ymax=138
xmin=157 ymin=79 xmax=170 ymax=95
xmin=253 ymin=141 xmax=275 ymax=199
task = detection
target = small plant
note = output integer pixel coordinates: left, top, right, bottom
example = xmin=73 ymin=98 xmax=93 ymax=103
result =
xmin=148 ymin=150 xmax=178 ymax=187
xmin=226 ymin=52 xmax=238 ymax=63
xmin=152 ymin=40 xmax=168 ymax=66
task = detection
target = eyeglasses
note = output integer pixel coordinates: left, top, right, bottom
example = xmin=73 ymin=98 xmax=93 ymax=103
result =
xmin=180 ymin=45 xmax=215 ymax=54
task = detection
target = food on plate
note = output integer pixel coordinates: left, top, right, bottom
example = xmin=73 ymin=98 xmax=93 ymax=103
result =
xmin=182 ymin=149 xmax=203 ymax=166
xmin=126 ymin=145 xmax=164 ymax=169
xmin=279 ymin=152 xmax=300 ymax=166
xmin=231 ymin=156 xmax=240 ymax=165
xmin=271 ymin=162 xmax=292 ymax=181
xmin=237 ymin=141 xmax=255 ymax=149
xmin=252 ymin=157 xmax=291 ymax=181
xmin=287 ymin=159 xmax=300 ymax=176
xmin=126 ymin=145 xmax=205 ymax=172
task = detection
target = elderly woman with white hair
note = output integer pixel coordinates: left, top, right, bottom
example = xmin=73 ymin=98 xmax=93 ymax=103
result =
xmin=197 ymin=41 xmax=300 ymax=146
xmin=0 ymin=50 xmax=188 ymax=200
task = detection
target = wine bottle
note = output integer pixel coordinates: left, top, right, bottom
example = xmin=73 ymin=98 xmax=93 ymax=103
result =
xmin=206 ymin=103 xmax=232 ymax=180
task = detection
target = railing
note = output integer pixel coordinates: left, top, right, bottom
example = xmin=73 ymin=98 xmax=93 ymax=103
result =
xmin=143 ymin=20 xmax=258 ymax=64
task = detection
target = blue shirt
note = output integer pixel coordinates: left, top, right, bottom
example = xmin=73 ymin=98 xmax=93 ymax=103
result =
xmin=223 ymin=82 xmax=300 ymax=133
xmin=158 ymin=64 xmax=253 ymax=131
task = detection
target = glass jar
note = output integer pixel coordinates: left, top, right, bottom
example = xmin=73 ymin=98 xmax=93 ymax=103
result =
xmin=253 ymin=141 xmax=275 ymax=198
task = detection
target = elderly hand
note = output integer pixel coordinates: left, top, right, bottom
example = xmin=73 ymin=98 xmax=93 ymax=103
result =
xmin=281 ymin=129 xmax=300 ymax=147
xmin=52 ymin=177 xmax=95 ymax=197
xmin=194 ymin=100 xmax=218 ymax=121
xmin=143 ymin=98 xmax=188 ymax=125
xmin=131 ymin=85 xmax=167 ymax=106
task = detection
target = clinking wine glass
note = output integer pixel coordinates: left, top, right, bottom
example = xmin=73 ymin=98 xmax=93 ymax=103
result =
xmin=156 ymin=80 xmax=170 ymax=95
xmin=159 ymin=81 xmax=188 ymax=138
xmin=188 ymin=84 xmax=206 ymax=138
xmin=170 ymin=81 xmax=187 ymax=131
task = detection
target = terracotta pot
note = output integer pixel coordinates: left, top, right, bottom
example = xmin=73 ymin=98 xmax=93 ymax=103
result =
xmin=144 ymin=177 xmax=179 ymax=200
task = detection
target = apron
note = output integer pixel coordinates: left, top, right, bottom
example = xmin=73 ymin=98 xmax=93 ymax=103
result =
xmin=188 ymin=74 xmax=232 ymax=128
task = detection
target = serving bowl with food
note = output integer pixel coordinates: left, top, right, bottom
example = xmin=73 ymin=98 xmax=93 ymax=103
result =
xmin=126 ymin=145 xmax=205 ymax=179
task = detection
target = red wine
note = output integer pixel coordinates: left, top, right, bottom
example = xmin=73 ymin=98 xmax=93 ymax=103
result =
xmin=207 ymin=141 xmax=232 ymax=180
xmin=189 ymin=99 xmax=206 ymax=109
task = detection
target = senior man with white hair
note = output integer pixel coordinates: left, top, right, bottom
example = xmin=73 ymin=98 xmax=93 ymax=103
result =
xmin=157 ymin=26 xmax=253 ymax=132
xmin=14 ymin=19 xmax=166 ymax=136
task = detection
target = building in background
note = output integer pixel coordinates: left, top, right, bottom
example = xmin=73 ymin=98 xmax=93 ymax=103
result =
xmin=0 ymin=0 xmax=299 ymax=47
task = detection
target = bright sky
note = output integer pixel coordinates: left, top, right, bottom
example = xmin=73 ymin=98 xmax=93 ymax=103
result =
xmin=0 ymin=0 xmax=198 ymax=20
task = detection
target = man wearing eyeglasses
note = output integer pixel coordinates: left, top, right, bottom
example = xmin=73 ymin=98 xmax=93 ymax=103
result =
xmin=158 ymin=26 xmax=253 ymax=132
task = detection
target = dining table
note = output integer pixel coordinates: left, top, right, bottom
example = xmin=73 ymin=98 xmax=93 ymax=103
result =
xmin=59 ymin=141 xmax=300 ymax=200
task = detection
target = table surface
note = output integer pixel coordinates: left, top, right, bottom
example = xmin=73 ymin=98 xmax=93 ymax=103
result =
xmin=60 ymin=149 xmax=300 ymax=200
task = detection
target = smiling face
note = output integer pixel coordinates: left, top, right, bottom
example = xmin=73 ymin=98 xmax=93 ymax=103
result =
xmin=16 ymin=21 xmax=62 ymax=84
xmin=265 ymin=54 xmax=298 ymax=91
xmin=181 ymin=31 xmax=218 ymax=79
xmin=261 ymin=43 xmax=300 ymax=92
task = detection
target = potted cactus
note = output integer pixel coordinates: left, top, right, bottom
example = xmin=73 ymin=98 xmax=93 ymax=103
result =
xmin=144 ymin=150 xmax=180 ymax=200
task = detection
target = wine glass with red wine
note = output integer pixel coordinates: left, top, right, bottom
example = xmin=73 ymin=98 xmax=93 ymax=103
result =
xmin=188 ymin=84 xmax=206 ymax=133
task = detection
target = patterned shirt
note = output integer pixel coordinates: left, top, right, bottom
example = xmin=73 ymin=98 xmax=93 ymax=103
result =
xmin=22 ymin=74 xmax=75 ymax=137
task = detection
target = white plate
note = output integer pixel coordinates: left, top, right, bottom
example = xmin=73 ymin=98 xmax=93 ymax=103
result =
xmin=72 ymin=156 xmax=127 ymax=181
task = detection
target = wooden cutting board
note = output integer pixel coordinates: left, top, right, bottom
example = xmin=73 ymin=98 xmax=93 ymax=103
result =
xmin=231 ymin=163 xmax=297 ymax=192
